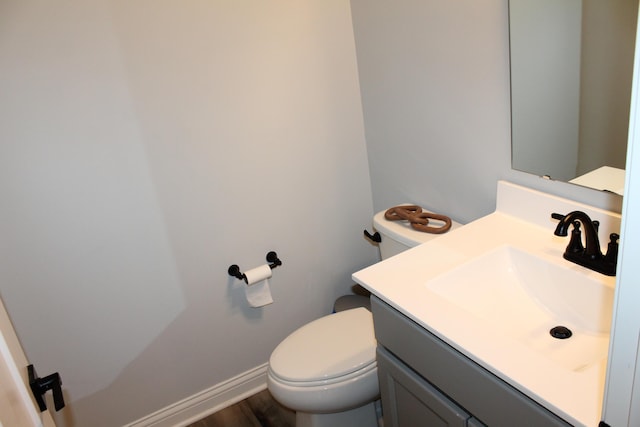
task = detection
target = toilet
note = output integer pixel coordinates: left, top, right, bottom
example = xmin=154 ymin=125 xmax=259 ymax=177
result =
xmin=267 ymin=206 xmax=461 ymax=427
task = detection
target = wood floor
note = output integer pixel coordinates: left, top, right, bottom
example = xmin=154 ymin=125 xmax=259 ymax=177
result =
xmin=187 ymin=389 xmax=295 ymax=427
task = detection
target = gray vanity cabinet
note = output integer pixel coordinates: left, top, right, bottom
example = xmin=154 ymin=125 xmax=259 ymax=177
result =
xmin=377 ymin=346 xmax=477 ymax=426
xmin=372 ymin=296 xmax=572 ymax=427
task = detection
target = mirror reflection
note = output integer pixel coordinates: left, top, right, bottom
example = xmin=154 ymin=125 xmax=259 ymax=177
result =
xmin=509 ymin=0 xmax=637 ymax=195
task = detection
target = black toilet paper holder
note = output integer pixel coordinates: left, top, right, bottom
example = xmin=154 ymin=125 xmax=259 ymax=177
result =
xmin=228 ymin=251 xmax=282 ymax=284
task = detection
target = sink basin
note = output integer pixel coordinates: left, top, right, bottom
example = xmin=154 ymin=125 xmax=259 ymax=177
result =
xmin=425 ymin=245 xmax=614 ymax=372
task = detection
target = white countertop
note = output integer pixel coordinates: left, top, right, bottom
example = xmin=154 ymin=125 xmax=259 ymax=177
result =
xmin=570 ymin=166 xmax=625 ymax=196
xmin=353 ymin=181 xmax=621 ymax=426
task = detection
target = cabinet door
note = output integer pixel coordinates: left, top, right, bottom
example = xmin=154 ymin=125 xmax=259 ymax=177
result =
xmin=377 ymin=346 xmax=470 ymax=427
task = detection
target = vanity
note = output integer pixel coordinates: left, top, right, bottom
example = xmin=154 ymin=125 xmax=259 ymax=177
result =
xmin=353 ymin=182 xmax=621 ymax=426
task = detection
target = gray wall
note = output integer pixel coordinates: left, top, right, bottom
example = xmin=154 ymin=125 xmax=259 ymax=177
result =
xmin=0 ymin=1 xmax=376 ymax=425
xmin=510 ymin=0 xmax=582 ymax=181
xmin=578 ymin=0 xmax=637 ymax=175
xmin=350 ymin=0 xmax=622 ymax=225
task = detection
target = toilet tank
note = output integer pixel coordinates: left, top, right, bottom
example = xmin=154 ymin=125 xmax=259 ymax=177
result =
xmin=373 ymin=206 xmax=462 ymax=260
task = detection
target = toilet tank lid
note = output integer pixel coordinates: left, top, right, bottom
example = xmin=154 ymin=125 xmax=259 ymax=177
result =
xmin=373 ymin=205 xmax=462 ymax=247
xmin=269 ymin=308 xmax=376 ymax=383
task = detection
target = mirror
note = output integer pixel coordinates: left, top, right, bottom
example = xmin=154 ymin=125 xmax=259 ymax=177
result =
xmin=509 ymin=0 xmax=638 ymax=195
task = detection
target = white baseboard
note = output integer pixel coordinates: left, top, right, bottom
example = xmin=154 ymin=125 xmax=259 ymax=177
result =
xmin=124 ymin=363 xmax=269 ymax=427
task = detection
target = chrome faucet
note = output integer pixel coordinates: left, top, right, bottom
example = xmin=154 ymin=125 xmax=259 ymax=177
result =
xmin=552 ymin=211 xmax=618 ymax=276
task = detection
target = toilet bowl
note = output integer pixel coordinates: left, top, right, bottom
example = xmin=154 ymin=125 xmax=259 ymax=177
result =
xmin=268 ymin=308 xmax=378 ymax=427
xmin=267 ymin=206 xmax=462 ymax=427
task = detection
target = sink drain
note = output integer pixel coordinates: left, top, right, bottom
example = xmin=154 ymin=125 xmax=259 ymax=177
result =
xmin=550 ymin=326 xmax=572 ymax=339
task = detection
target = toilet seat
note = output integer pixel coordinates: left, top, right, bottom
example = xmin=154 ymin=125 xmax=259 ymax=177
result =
xmin=269 ymin=307 xmax=376 ymax=384
xmin=268 ymin=359 xmax=377 ymax=387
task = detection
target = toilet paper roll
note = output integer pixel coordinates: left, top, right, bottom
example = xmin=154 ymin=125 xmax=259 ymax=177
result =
xmin=243 ymin=264 xmax=274 ymax=308
xmin=244 ymin=264 xmax=272 ymax=285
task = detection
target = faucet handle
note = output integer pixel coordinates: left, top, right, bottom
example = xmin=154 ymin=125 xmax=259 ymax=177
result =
xmin=605 ymin=233 xmax=620 ymax=265
xmin=567 ymin=221 xmax=585 ymax=254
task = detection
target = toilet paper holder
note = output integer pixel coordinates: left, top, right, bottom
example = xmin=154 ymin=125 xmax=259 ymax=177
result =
xmin=228 ymin=251 xmax=282 ymax=284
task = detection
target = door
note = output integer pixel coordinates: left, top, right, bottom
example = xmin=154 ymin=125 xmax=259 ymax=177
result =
xmin=0 ymin=296 xmax=56 ymax=427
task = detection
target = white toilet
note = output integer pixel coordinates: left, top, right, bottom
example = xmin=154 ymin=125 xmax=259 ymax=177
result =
xmin=267 ymin=206 xmax=461 ymax=427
